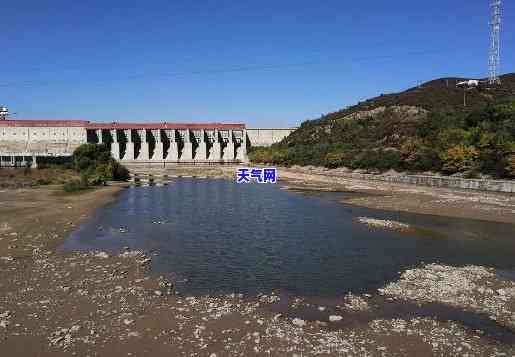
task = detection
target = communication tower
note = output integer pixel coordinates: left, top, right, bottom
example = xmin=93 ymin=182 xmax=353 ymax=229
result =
xmin=488 ymin=0 xmax=502 ymax=85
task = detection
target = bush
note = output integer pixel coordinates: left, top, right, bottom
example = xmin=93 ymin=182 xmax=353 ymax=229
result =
xmin=63 ymin=179 xmax=89 ymax=193
xmin=112 ymin=161 xmax=130 ymax=181
xmin=324 ymin=151 xmax=347 ymax=168
xmin=32 ymin=179 xmax=51 ymax=186
xmin=441 ymin=145 xmax=479 ymax=174
xmin=72 ymin=143 xmax=112 ymax=172
xmin=400 ymin=139 xmax=441 ymax=172
xmin=70 ymin=144 xmax=130 ymax=187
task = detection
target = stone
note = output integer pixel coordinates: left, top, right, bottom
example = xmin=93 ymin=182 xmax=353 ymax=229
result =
xmin=292 ymin=318 xmax=306 ymax=327
xmin=95 ymin=252 xmax=109 ymax=259
xmin=0 ymin=311 xmax=10 ymax=318
xmin=329 ymin=315 xmax=343 ymax=322
xmin=51 ymin=336 xmax=65 ymax=345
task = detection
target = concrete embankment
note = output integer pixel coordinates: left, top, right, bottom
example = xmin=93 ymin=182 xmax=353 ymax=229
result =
xmin=328 ymin=171 xmax=515 ymax=193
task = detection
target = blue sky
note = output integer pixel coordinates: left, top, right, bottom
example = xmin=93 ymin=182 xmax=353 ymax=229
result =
xmin=2 ymin=0 xmax=514 ymax=127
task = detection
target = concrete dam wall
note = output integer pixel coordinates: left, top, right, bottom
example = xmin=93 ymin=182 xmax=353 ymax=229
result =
xmin=246 ymin=128 xmax=297 ymax=147
xmin=0 ymin=119 xmax=296 ymax=167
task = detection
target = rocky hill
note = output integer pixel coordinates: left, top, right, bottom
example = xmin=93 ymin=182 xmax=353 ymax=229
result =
xmin=250 ymin=73 xmax=515 ymax=178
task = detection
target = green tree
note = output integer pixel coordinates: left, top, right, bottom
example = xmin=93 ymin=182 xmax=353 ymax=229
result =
xmin=70 ymin=144 xmax=129 ymax=185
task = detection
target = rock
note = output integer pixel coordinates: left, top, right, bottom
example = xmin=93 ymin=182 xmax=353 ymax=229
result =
xmin=127 ymin=331 xmax=141 ymax=338
xmin=344 ymin=293 xmax=370 ymax=311
xmin=139 ymin=258 xmax=152 ymax=266
xmin=123 ymin=319 xmax=134 ymax=326
xmin=64 ymin=334 xmax=72 ymax=344
xmin=154 ymin=290 xmax=163 ymax=296
xmin=292 ymin=318 xmax=306 ymax=327
xmin=95 ymin=252 xmax=109 ymax=259
xmin=329 ymin=315 xmax=343 ymax=322
xmin=357 ymin=217 xmax=410 ymax=231
xmin=0 ymin=311 xmax=10 ymax=318
xmin=0 ymin=320 xmax=9 ymax=328
xmin=51 ymin=336 xmax=65 ymax=345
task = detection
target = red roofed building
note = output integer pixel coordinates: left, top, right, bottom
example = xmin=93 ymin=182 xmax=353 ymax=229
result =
xmin=0 ymin=119 xmax=248 ymax=166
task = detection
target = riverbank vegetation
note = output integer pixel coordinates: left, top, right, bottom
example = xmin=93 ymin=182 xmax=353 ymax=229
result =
xmin=0 ymin=144 xmax=129 ymax=190
xmin=0 ymin=167 xmax=77 ymax=189
xmin=250 ymin=75 xmax=515 ymax=178
xmin=63 ymin=143 xmax=130 ymax=191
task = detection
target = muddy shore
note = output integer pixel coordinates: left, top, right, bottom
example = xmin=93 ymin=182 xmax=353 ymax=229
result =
xmin=1 ymin=176 xmax=515 ymax=356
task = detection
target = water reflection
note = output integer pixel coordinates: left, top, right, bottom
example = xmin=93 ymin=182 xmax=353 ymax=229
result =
xmin=60 ymin=178 xmax=515 ymax=297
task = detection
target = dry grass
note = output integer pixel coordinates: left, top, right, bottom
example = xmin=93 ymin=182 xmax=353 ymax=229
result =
xmin=0 ymin=167 xmax=78 ymax=189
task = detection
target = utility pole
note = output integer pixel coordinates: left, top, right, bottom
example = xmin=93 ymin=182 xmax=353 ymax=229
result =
xmin=489 ymin=0 xmax=502 ymax=85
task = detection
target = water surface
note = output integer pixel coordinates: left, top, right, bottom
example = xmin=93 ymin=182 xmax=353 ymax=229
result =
xmin=60 ymin=178 xmax=515 ymax=297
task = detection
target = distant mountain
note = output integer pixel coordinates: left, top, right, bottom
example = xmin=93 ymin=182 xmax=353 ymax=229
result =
xmin=250 ymin=73 xmax=515 ymax=178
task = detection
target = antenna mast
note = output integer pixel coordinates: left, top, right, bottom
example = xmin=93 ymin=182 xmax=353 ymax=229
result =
xmin=488 ymin=0 xmax=502 ymax=85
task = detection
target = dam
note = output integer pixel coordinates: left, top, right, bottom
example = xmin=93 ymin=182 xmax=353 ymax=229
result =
xmin=0 ymin=119 xmax=296 ymax=167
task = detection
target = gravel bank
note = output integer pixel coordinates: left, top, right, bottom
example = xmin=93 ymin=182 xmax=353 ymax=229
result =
xmin=1 ymin=185 xmax=515 ymax=356
xmin=380 ymin=264 xmax=515 ymax=330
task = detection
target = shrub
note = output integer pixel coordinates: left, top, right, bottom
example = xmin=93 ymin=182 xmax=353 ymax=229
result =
xmin=112 ymin=161 xmax=130 ymax=181
xmin=70 ymin=144 xmax=130 ymax=185
xmin=441 ymin=145 xmax=479 ymax=174
xmin=72 ymin=143 xmax=112 ymax=172
xmin=63 ymin=179 xmax=89 ymax=193
xmin=90 ymin=163 xmax=113 ymax=185
xmin=324 ymin=151 xmax=347 ymax=169
xmin=400 ymin=139 xmax=441 ymax=171
xmin=33 ymin=179 xmax=51 ymax=186
xmin=376 ymin=150 xmax=402 ymax=171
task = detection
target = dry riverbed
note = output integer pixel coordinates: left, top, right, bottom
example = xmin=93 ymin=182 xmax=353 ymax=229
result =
xmin=1 ymin=182 xmax=515 ymax=356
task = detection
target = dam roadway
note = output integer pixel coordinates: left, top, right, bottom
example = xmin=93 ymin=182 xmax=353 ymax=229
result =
xmin=0 ymin=119 xmax=295 ymax=167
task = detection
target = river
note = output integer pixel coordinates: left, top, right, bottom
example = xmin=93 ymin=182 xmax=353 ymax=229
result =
xmin=60 ymin=177 xmax=515 ymax=297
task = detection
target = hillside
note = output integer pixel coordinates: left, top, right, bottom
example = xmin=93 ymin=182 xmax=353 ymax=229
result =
xmin=250 ymin=73 xmax=515 ymax=178
xmin=322 ymin=73 xmax=515 ymax=117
